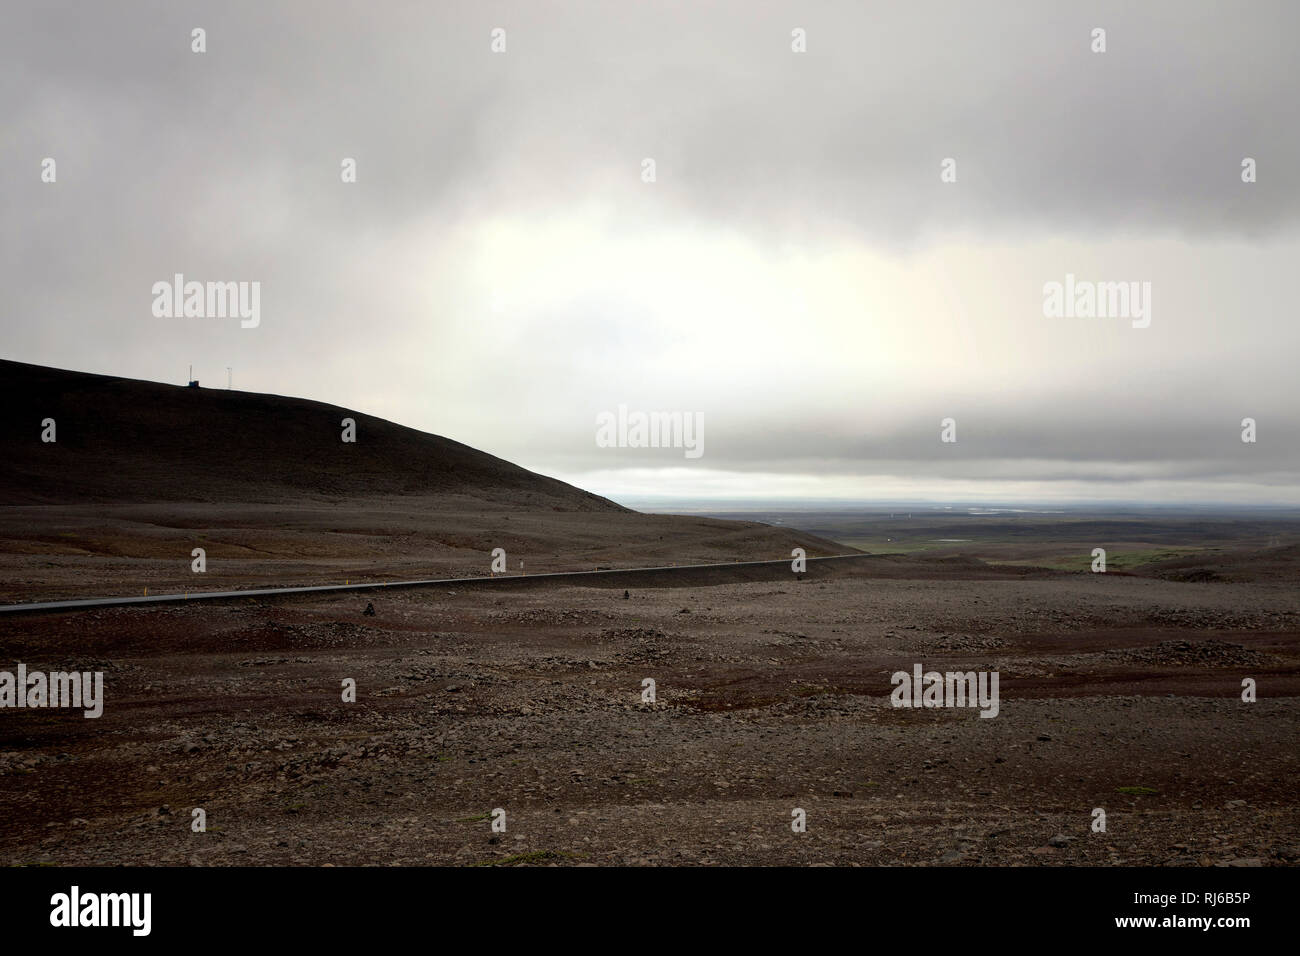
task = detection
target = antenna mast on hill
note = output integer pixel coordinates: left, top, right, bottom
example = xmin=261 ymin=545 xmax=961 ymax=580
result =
xmin=227 ymin=367 xmax=232 ymax=390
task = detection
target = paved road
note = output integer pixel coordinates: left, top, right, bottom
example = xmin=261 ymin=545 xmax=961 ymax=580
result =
xmin=0 ymin=553 xmax=870 ymax=615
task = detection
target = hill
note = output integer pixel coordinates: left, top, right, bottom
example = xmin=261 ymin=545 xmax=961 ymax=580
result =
xmin=0 ymin=360 xmax=623 ymax=509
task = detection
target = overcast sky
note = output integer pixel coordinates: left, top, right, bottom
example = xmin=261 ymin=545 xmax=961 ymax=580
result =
xmin=3 ymin=1 xmax=1298 ymax=505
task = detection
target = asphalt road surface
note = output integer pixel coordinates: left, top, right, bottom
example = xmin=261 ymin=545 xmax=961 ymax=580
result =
xmin=0 ymin=553 xmax=871 ymax=615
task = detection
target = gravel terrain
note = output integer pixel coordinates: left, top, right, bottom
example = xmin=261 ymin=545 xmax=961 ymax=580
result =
xmin=3 ymin=561 xmax=1296 ymax=867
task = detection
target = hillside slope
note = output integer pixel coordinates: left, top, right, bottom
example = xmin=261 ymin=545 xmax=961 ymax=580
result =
xmin=0 ymin=360 xmax=624 ymax=509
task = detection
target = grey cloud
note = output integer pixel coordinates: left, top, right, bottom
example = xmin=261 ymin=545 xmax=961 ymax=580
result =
xmin=2 ymin=1 xmax=1297 ymax=504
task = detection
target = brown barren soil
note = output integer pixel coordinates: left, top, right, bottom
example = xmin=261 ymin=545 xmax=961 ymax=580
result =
xmin=1 ymin=559 xmax=1297 ymax=867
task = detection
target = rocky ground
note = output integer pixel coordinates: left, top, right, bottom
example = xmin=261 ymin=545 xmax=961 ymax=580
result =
xmin=2 ymin=560 xmax=1297 ymax=866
